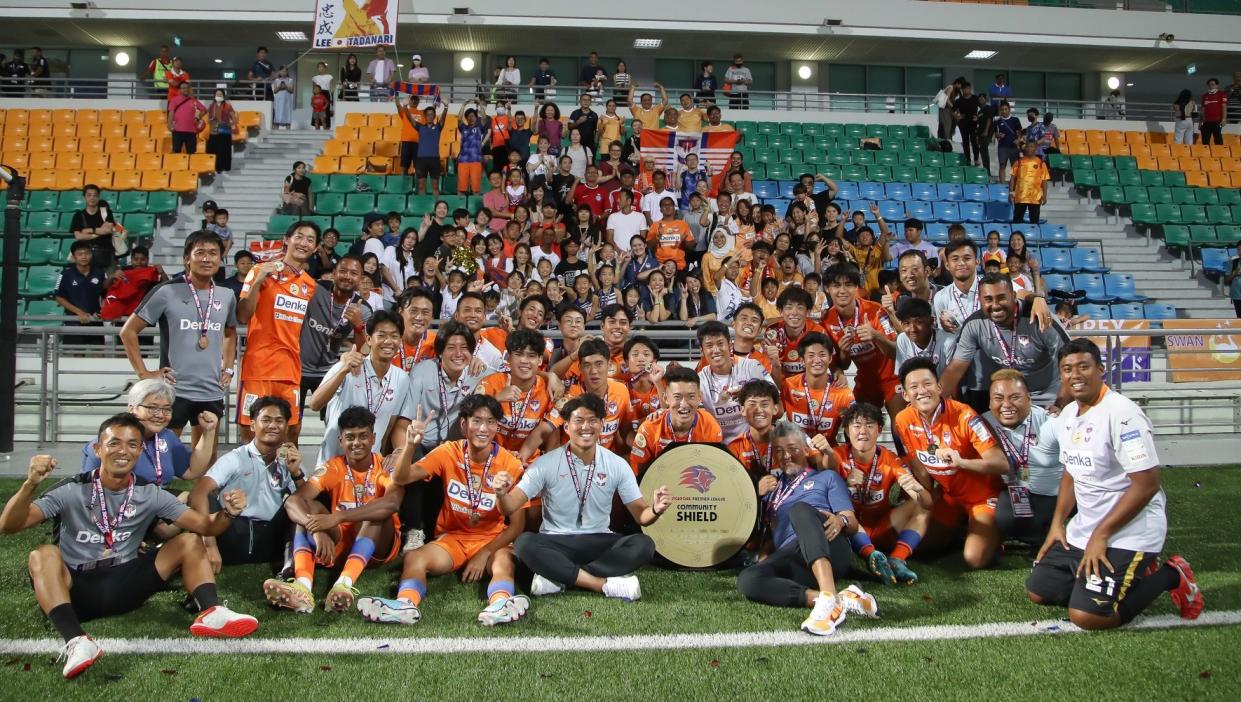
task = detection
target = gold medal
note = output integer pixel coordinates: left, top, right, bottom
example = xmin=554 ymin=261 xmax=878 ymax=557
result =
xmin=354 ymin=485 xmax=365 ymax=502
xmin=197 ymin=336 xmax=209 ymax=350
xmin=468 ymin=511 xmax=481 ymax=526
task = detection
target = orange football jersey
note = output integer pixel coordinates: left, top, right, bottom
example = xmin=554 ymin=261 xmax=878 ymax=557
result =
xmin=414 ymin=440 xmax=524 ymax=537
xmin=781 ymin=374 xmax=855 ymax=446
xmin=832 ymin=445 xmax=908 ymax=522
xmin=309 ymin=454 xmax=398 ymax=530
xmin=476 ymin=373 xmax=553 ymax=452
xmin=892 ymin=399 xmax=1001 ymax=506
xmin=398 ymin=331 xmax=438 ymax=371
xmin=547 ymin=380 xmax=633 ymax=451
xmin=240 ymin=267 xmax=316 ymax=382
xmin=628 ymin=408 xmax=723 ymax=475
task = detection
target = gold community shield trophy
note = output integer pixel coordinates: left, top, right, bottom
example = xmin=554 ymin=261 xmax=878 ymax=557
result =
xmin=639 ymin=443 xmax=757 ymax=568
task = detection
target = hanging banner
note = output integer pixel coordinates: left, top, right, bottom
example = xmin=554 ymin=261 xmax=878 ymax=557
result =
xmin=313 ymin=0 xmax=397 ymax=49
xmin=1163 ymin=319 xmax=1241 ymax=382
xmin=1076 ymin=319 xmax=1151 ymax=384
xmin=639 ymin=129 xmax=740 ymax=197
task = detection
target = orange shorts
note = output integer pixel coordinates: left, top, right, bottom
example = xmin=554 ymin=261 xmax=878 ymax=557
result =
xmin=931 ymin=494 xmax=997 ymax=528
xmin=456 ymin=161 xmax=483 ymax=194
xmin=858 ymin=510 xmax=897 ymax=550
xmin=237 ymin=380 xmax=301 ymax=426
xmin=854 ymin=374 xmax=899 ymax=407
xmin=430 ymin=531 xmax=500 ymax=570
xmin=333 ymin=521 xmax=401 ymax=565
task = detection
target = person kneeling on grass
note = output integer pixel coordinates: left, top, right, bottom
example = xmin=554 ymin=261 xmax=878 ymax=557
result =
xmin=1025 ymin=339 xmax=1203 ymax=630
xmin=359 ymin=394 xmax=530 ymax=626
xmin=263 ymin=406 xmax=402 ymax=614
xmin=0 ymin=414 xmax=258 ymax=680
xmin=737 ymin=420 xmax=880 ymax=636
xmin=494 ymin=394 xmax=672 ymax=602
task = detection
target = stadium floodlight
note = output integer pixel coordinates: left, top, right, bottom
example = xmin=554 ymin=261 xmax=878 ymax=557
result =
xmin=1107 ymin=76 xmax=1121 ymax=90
xmin=460 ymin=57 xmax=475 ymax=72
xmin=634 ymin=39 xmax=662 ymax=49
xmin=113 ymin=51 xmax=130 ymax=67
xmin=797 ymin=65 xmax=813 ymax=80
xmin=213 ymin=58 xmax=223 ymax=64
xmin=964 ymin=50 xmax=997 ymax=60
xmin=277 ymin=31 xmax=308 ymax=41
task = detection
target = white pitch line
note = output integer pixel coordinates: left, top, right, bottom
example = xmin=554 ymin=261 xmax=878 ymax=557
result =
xmin=1 ymin=610 xmax=1238 ymax=656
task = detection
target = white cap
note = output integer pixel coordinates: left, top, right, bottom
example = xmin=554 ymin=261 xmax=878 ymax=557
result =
xmin=411 ymin=54 xmax=422 ymax=61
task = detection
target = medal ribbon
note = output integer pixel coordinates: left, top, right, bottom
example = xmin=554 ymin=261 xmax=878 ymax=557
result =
xmin=344 ymin=454 xmax=380 ymax=503
xmin=144 ymin=436 xmax=164 ymax=485
xmin=565 ymin=447 xmax=599 ymax=527
xmin=768 ymin=469 xmax=810 ymax=521
xmin=991 ymin=319 xmax=1020 ymax=368
xmin=995 ymin=417 xmax=1034 ymax=482
xmin=89 ymin=470 xmax=135 ymax=549
xmin=847 ymin=450 xmax=881 ymax=504
xmin=186 ymin=277 xmax=215 ymax=347
xmin=665 ymin=410 xmax=697 ymax=443
xmin=952 ymin=282 xmax=978 ymax=321
xmin=364 ymin=364 xmax=392 ymax=415
xmin=918 ymin=402 xmax=945 ymax=452
xmin=803 ymin=377 xmax=828 ymax=431
xmin=460 ymin=441 xmax=498 ymax=516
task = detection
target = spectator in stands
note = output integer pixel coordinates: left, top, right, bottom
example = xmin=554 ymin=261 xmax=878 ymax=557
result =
xmin=407 ymin=54 xmax=429 ymax=83
xmin=1172 ymin=90 xmax=1197 ymax=146
xmin=339 ymin=54 xmax=362 ymax=102
xmin=569 ymin=94 xmax=599 ymax=152
xmin=1200 ymin=77 xmax=1227 ymax=146
xmin=678 ymin=271 xmax=717 ymax=326
xmin=311 ymin=61 xmax=334 ymax=126
xmin=1224 ymin=253 xmax=1241 ymax=318
xmin=205 ymin=89 xmax=238 ymax=173
xmin=70 ymin=184 xmax=119 ymax=270
xmin=529 ymin=57 xmax=557 ymax=101
xmin=281 ymin=160 xmax=313 ymax=215
xmin=247 ymin=46 xmax=274 ymax=100
xmin=890 ymin=218 xmax=937 ymax=261
xmin=414 ymin=103 xmax=448 ymax=196
xmin=703 ymin=105 xmax=732 ymax=132
xmin=953 ymin=82 xmax=980 ymax=167
xmin=456 ymin=100 xmax=490 ymax=194
xmin=271 ymin=66 xmax=294 ymax=129
xmin=994 ymin=101 xmax=1021 ymax=182
xmin=2 ymin=49 xmax=27 ymax=97
xmin=1103 ymin=90 xmax=1126 ymax=120
xmin=564 ymin=128 xmax=593 ymax=179
xmin=579 ymin=52 xmax=606 ymax=87
xmin=367 ymin=46 xmax=397 ymax=101
xmin=146 ymin=44 xmax=173 ymax=100
xmin=1010 ymin=141 xmax=1050 ymax=225
xmin=982 ymin=231 xmax=1006 ymax=268
xmin=989 ymin=73 xmax=1011 ymax=109
xmin=1038 ymin=113 xmax=1060 ymax=154
xmin=642 ymin=170 xmax=676 ymax=224
xmin=695 ymin=62 xmax=718 ymax=106
xmin=494 ymin=55 xmax=520 ymax=105
xmin=222 ymin=251 xmax=254 ymax=299
xmin=676 ymin=93 xmax=704 ymax=132
xmin=724 ymin=54 xmax=752 ymax=110
xmin=167 ymin=81 xmax=206 ymax=154
xmin=55 ymin=240 xmax=108 ymax=344
xmin=165 ymin=56 xmax=189 ymax=101
xmin=206 ymin=209 xmax=234 ymax=259
xmin=308 ymin=228 xmax=340 ymax=280
xmin=535 ymin=102 xmax=564 ymax=156
xmin=628 ymin=82 xmax=668 ymax=131
xmin=311 ymin=84 xmax=329 ymax=130
xmin=974 ymin=93 xmax=994 ymax=175
xmin=101 ymin=246 xmax=166 ymax=320
xmin=28 ymin=46 xmax=48 ymax=96
xmin=935 ymin=78 xmax=961 ymax=147
xmin=1023 ymin=108 xmax=1046 ymax=156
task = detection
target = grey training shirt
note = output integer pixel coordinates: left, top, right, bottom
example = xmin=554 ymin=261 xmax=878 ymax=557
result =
xmin=136 ymin=279 xmax=238 ymax=402
xmin=34 ymin=478 xmax=188 ymax=568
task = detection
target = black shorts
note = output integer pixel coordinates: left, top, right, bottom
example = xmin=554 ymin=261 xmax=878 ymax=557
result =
xmin=299 ymin=374 xmax=326 ymax=423
xmin=69 ymin=550 xmax=167 ymax=622
xmin=415 ymin=157 xmax=441 ymax=178
xmin=213 ymin=506 xmax=292 ymax=566
xmin=1026 ymin=543 xmax=1156 ymax=617
xmin=400 ymin=141 xmax=418 ymax=170
xmin=170 ymin=397 xmax=225 ymax=432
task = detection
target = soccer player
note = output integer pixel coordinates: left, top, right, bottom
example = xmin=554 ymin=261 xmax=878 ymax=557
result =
xmin=236 ymin=221 xmax=319 ymax=442
xmin=532 ymin=339 xmax=634 ymax=454
xmin=765 ymin=287 xmax=825 ymax=377
xmin=308 ymin=311 xmax=411 ymax=465
xmin=474 ymin=295 xmax=552 ymax=370
xmin=1 ymin=415 xmax=257 ymax=679
xmin=191 ymin=397 xmax=305 ymax=567
xmin=931 ymin=240 xmax=981 ymax=338
xmin=495 ymin=394 xmax=672 ymax=600
xmin=695 ymin=302 xmax=776 ymax=378
xmin=982 ymin=369 xmax=1061 ymax=547
xmin=940 ymin=273 xmax=1069 ymax=414
xmin=621 ymin=335 xmax=664 ymax=423
xmin=647 ymin=197 xmax=695 ymax=271
xmin=299 ymin=254 xmax=371 ymax=420
xmin=894 ymin=297 xmax=948 ymax=376
xmin=395 ymin=287 xmax=437 ymax=371
xmin=477 ymin=329 xmax=554 ymax=456
xmin=697 ymin=321 xmax=775 ymax=443
xmin=120 ymin=231 xmax=237 ymax=444
xmin=892 ymin=358 xmax=1008 ymax=569
xmin=820 ymin=264 xmax=902 ymax=419
xmin=834 ymin=402 xmax=930 ymax=585
xmin=736 ymin=420 xmax=878 ymax=636
xmin=729 ymin=379 xmax=836 ymax=476
xmin=781 ymin=332 xmax=855 ymax=447
xmin=263 ymin=407 xmax=401 ymax=613
xmin=1026 ymin=339 xmax=1203 ymax=629
xmin=359 ymin=394 xmax=529 ymax=625
xmin=629 ymin=366 xmax=724 ymax=474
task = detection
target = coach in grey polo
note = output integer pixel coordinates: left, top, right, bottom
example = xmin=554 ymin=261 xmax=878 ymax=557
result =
xmin=404 ymin=357 xmax=488 ymax=451
xmin=35 ymin=477 xmax=189 ymax=568
xmin=518 ymin=444 xmax=642 ymax=535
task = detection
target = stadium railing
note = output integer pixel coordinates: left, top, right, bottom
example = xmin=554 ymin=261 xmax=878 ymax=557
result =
xmin=9 ymin=320 xmax=1241 ymax=444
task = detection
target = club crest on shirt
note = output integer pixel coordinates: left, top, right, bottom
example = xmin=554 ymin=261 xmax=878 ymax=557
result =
xmin=788 ymin=350 xmax=800 ymax=361
xmin=1072 ymin=424 xmax=1095 ymax=445
xmin=595 ymin=472 xmax=608 ymax=487
xmin=607 ymin=400 xmax=619 ymax=415
xmin=123 ymin=504 xmax=137 ymax=518
xmin=212 ymin=301 xmax=223 ymax=311
xmin=803 ymin=481 xmax=815 ymax=490
xmin=634 ymin=432 xmax=647 ymax=448
xmin=156 ymin=438 xmax=168 ymax=452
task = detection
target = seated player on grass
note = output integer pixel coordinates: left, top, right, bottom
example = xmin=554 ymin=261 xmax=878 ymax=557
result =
xmin=892 ymin=357 xmax=1008 ymax=570
xmin=737 ymin=420 xmax=879 ymax=636
xmin=495 ymin=394 xmax=671 ymax=601
xmin=833 ymin=402 xmax=931 ymax=585
xmin=263 ymin=407 xmax=401 ymax=614
xmin=360 ymin=394 xmax=529 ymax=627
xmin=1025 ymin=339 xmax=1203 ymax=630
xmin=728 ymin=379 xmax=836 ymax=476
xmin=0 ymin=414 xmax=258 ymax=680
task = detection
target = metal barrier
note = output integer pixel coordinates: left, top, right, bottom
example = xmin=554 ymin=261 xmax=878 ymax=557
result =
xmin=8 ymin=320 xmax=1241 ymax=444
xmin=0 ymin=77 xmax=1182 ymax=122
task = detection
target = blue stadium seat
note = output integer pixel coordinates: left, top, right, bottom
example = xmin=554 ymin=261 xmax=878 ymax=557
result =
xmin=932 ymin=202 xmax=959 ymax=222
xmin=1042 ymin=274 xmax=1074 ymax=294
xmin=906 ymin=201 xmax=933 ymax=222
xmin=859 ymin=182 xmax=886 ymax=201
xmin=1039 ymin=248 xmax=1074 ymax=273
xmin=962 ymin=185 xmax=988 ymax=202
xmin=1200 ymin=248 xmax=1232 ymax=279
xmin=1077 ymin=303 xmax=1112 ymax=320
xmin=885 ymin=183 xmax=912 ymax=201
xmin=1070 ymin=248 xmax=1109 ymax=273
xmin=767 ymin=198 xmax=792 ymax=213
xmin=987 ymin=223 xmax=1012 ymax=240
xmin=1042 ymin=224 xmax=1072 ymax=247
xmin=988 ymin=184 xmax=1010 ymax=202
xmin=937 ymin=183 xmax=963 ymax=201
xmin=962 ymin=223 xmax=983 ymax=240
xmin=878 ymin=200 xmax=905 ymax=221
xmin=812 ymin=181 xmax=831 ymax=194
xmin=1109 ymin=303 xmax=1144 ymax=320
xmin=753 ymin=181 xmax=780 ymax=199
xmin=835 ymin=182 xmax=859 ymax=201
xmin=778 ymin=181 xmax=797 ymax=199
xmin=1143 ymin=303 xmax=1177 ymax=320
xmin=959 ymin=202 xmax=986 ymax=222
xmin=984 ymin=201 xmax=1012 ymax=221
xmin=1075 ymin=274 xmax=1113 ymax=302
xmin=1104 ymin=273 xmax=1145 ymax=302
xmin=911 ymin=183 xmax=937 ymax=201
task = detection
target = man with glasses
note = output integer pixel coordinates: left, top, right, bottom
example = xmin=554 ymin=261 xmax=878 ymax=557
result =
xmin=299 ymin=254 xmax=371 ymax=422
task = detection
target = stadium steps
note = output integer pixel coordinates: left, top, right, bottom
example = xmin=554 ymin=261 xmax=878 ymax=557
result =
xmin=1048 ymin=184 xmax=1236 ymax=318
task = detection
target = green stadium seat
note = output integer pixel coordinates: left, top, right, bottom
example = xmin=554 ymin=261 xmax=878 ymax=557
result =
xmin=1139 ymin=170 xmax=1164 ymax=186
xmin=115 ymin=192 xmax=148 ymax=213
xmin=778 ymin=123 xmax=800 ymax=135
xmin=1071 ymin=169 xmax=1098 ymax=188
xmin=1147 ymin=187 xmax=1172 ymax=204
xmin=1194 ymin=188 xmax=1220 ymax=205
xmin=25 ymin=191 xmax=59 ymax=212
xmin=867 ymin=165 xmax=892 ymax=183
xmin=875 ymin=151 xmax=899 ymax=167
xmin=799 ymin=123 xmax=822 ymax=137
xmin=842 ymin=165 xmax=867 ymax=182
xmin=918 ymin=167 xmax=943 ymax=183
xmin=22 ymin=299 xmax=63 ymax=327
xmin=1091 ymin=156 xmax=1115 ymax=171
xmin=1122 ymin=186 xmax=1148 ymax=204
xmin=865 ymin=124 xmax=886 ymax=138
xmin=756 ymin=122 xmax=778 ymax=135
xmin=887 ymin=125 xmax=909 ymax=140
xmin=1117 ymin=170 xmax=1142 ymax=187
xmin=922 ymin=152 xmax=944 ymax=168
xmin=852 ymin=151 xmax=875 ymax=166
xmin=815 ymin=165 xmax=842 ymax=180
xmin=742 ymin=132 xmax=765 ymax=148
xmin=1162 ymin=224 xmax=1189 ymax=247
xmin=328 ymin=175 xmax=356 ymax=193
xmin=24 ymin=212 xmax=61 ymax=232
xmin=146 ymin=191 xmax=179 ymax=215
xmin=383 ymin=176 xmax=413 ymax=193
xmin=1114 ymin=156 xmax=1138 ymax=171
xmin=343 ymin=193 xmax=376 ymax=216
xmin=893 ymin=166 xmax=917 ymax=183
xmin=122 ymin=213 xmax=156 ymax=237
xmin=304 ymin=215 xmax=333 ymax=231
xmin=334 ymin=215 xmax=364 ymax=233
xmin=20 ymin=266 xmax=59 ymax=298
xmin=734 ymin=121 xmax=756 ymax=135
xmin=942 ymin=168 xmax=965 ymax=184
xmin=58 ymin=191 xmax=86 ymax=212
xmin=941 ymin=153 xmax=965 ymax=168
xmin=1155 ymin=204 xmax=1182 ymax=223
xmin=1217 ymin=224 xmax=1241 ymax=244
xmin=766 ymin=164 xmax=792 ymax=180
xmin=908 ymin=138 xmax=930 ymax=152
xmin=58 ymin=213 xmax=77 ymax=231
xmin=1095 ymin=170 xmax=1120 ymax=187
xmin=1163 ymin=171 xmax=1187 ymax=187
xmin=1188 ymin=225 xmax=1217 ymax=245
xmin=376 ymin=194 xmax=408 ymax=215
xmin=1047 ymin=154 xmax=1070 ymax=171
xmin=778 ymin=150 xmax=802 ymax=165
xmin=899 ymin=152 xmax=921 ymax=167
xmin=20 ymin=238 xmax=60 ymax=265
xmin=315 ymin=193 xmax=345 ymax=216
xmin=844 ymin=124 xmax=865 ymax=139
xmin=1100 ymin=186 xmax=1127 ymax=206
xmin=1206 ymin=205 xmax=1234 ymax=224
xmin=767 ymin=134 xmax=790 ymax=149
xmin=1217 ymin=189 xmax=1241 ymax=206
xmin=1069 ymin=155 xmax=1093 ymax=171
xmin=359 ymin=175 xmax=386 ymax=192
xmin=408 ymin=194 xmax=437 ymax=216
xmin=911 ymin=125 xmax=931 ymax=139
xmin=1180 ymin=205 xmax=1207 ymax=225
xmin=803 ymin=150 xmax=829 ymax=165
xmin=440 ymin=195 xmax=467 ymax=213
xmin=267 ymin=214 xmax=298 ymax=233
xmin=1130 ymin=203 xmax=1159 ymax=225
xmin=308 ymin=174 xmax=331 ymax=193
xmin=963 ymin=167 xmax=989 ymax=185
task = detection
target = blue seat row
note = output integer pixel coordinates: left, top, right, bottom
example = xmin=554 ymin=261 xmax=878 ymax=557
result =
xmin=1043 ymin=273 xmax=1147 ymax=303
xmin=751 ymin=180 xmax=1010 ymax=203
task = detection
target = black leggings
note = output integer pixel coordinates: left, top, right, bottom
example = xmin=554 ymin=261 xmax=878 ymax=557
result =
xmin=1200 ymin=121 xmax=1223 ymax=146
xmin=737 ymin=502 xmax=852 ymax=607
xmin=399 ymin=476 xmax=445 ymax=538
xmin=1013 ymin=203 xmax=1041 ymax=224
xmin=513 ymin=532 xmax=656 ymax=586
xmin=958 ymin=122 xmax=978 ymax=164
xmin=996 ymin=488 xmax=1060 ymax=547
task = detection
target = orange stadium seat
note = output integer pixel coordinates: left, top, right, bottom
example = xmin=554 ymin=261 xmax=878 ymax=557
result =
xmin=238 ymin=111 xmax=261 ymax=129
xmin=122 ymin=111 xmax=145 ymax=127
xmin=1148 ymin=131 xmax=1170 ymax=145
xmin=28 ymin=136 xmax=53 ymax=153
xmin=335 ymin=127 xmax=358 ymax=141
xmin=97 ymin=109 xmax=122 ymax=126
xmin=1224 ymin=158 xmax=1241 ymax=172
xmin=1156 ymin=156 xmax=1179 ymax=171
xmin=3 ymin=122 xmax=29 ymax=138
xmin=1209 ymin=145 xmax=1235 ymax=159
xmin=84 ymin=170 xmax=113 ymax=189
xmin=109 ymin=152 xmax=136 ymax=171
xmin=100 ymin=123 xmax=127 ymax=140
xmin=127 ymin=124 xmax=153 ymax=141
xmin=374 ymin=141 xmax=399 ymax=158
xmin=1179 ymin=157 xmax=1200 ymax=171
xmin=51 ymin=109 xmax=76 ymax=123
xmin=55 ymin=170 xmax=84 ymax=191
xmin=27 ymin=152 xmax=55 ymax=170
xmin=145 ymin=110 xmax=167 ymax=126
xmin=79 ymin=139 xmax=104 ymax=155
xmin=75 ymin=124 xmax=102 ymax=140
xmin=82 ymin=153 xmax=110 ymax=171
xmin=1130 ymin=143 xmax=1151 ymax=158
xmin=347 ymin=141 xmax=373 ymax=156
xmin=189 ymin=153 xmax=216 ymax=174
xmin=1 ymin=136 xmax=27 ymax=152
xmin=313 ymin=155 xmax=340 ymax=173
xmin=56 ymin=153 xmax=83 ymax=171
xmin=1231 ymin=172 xmax=1241 ymax=188
xmin=1 ymin=152 xmax=28 ymax=171
xmin=1184 ymin=171 xmax=1208 ymax=187
xmin=1168 ymin=144 xmax=1190 ymax=159
xmin=140 ymin=170 xmax=170 ymax=191
xmin=381 ymin=127 xmax=401 ymax=142
xmin=1201 ymin=158 xmax=1222 ymax=172
xmin=27 ymin=170 xmax=56 ymax=190
xmin=52 ymin=122 xmax=76 ymax=139
xmin=367 ymin=114 xmax=393 ymax=127
xmin=358 ymin=127 xmax=383 ymax=143
xmin=112 ymin=170 xmax=142 ymax=190
xmin=105 ymin=137 xmax=131 ymax=153
xmin=1149 ymin=144 xmax=1171 ymax=158
xmin=75 ymin=109 xmax=98 ymax=124
xmin=1188 ymin=145 xmax=1210 ymax=158
xmin=1125 ymin=131 xmax=1147 ymax=146
xmin=322 ymin=140 xmax=348 ymax=156
xmin=28 ymin=109 xmax=51 ymax=125
xmin=1110 ymin=144 xmax=1130 ymax=156
xmin=168 ymin=170 xmax=199 ymax=192
xmin=163 ymin=153 xmax=189 ymax=172
xmin=339 ymin=156 xmax=367 ymax=173
xmin=136 ymin=153 xmax=164 ymax=171
xmin=1105 ymin=130 xmax=1126 ymax=145
xmin=344 ymin=113 xmax=368 ymax=128
xmin=367 ymin=156 xmax=392 ymax=173
xmin=1208 ymin=172 xmax=1231 ymax=187
xmin=131 ymin=139 xmax=158 ymax=154
xmin=6 ymin=109 xmax=29 ymax=123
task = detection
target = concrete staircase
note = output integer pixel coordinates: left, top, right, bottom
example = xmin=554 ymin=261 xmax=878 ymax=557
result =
xmin=1047 ymin=183 xmax=1235 ymax=318
xmin=148 ymin=130 xmax=330 ymax=266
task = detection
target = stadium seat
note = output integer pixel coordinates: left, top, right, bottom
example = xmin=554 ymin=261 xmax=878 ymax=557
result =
xmin=885 ymin=183 xmax=911 ymax=201
xmin=1142 ymin=303 xmax=1177 ymax=320
xmin=1039 ymin=248 xmax=1074 ymax=273
xmin=906 ymin=201 xmax=932 ymax=222
xmin=932 ymin=202 xmax=959 ymax=222
xmin=1104 ymin=274 xmax=1145 ymax=302
xmin=858 ymin=182 xmax=885 ymax=201
xmin=146 ymin=191 xmax=179 ymax=215
xmin=959 ymin=202 xmax=985 ymax=222
xmin=24 ymin=211 xmax=60 ymax=231
xmin=1042 ymin=274 xmax=1074 ymax=294
xmin=912 ymin=183 xmax=939 ymax=202
xmin=1076 ymin=303 xmax=1112 ymax=320
xmin=19 ymin=265 xmax=59 ymax=298
xmin=314 ymin=193 xmax=345 ymax=216
xmin=937 ymin=184 xmax=963 ymax=201
xmin=1070 ymin=248 xmax=1109 ymax=273
xmin=25 ymin=191 xmax=59 ymax=211
xmin=1188 ymin=225 xmax=1218 ymax=247
xmin=21 ymin=299 xmax=63 ymax=327
xmin=1162 ymin=224 xmax=1190 ymax=249
xmin=58 ymin=191 xmax=86 ymax=212
xmin=20 ymin=238 xmax=60 ymax=265
xmin=116 ymin=191 xmax=148 ymax=213
xmin=1075 ymin=274 xmax=1112 ymax=302
xmin=1109 ymin=303 xmax=1144 ymax=320
xmin=267 ymin=214 xmax=298 ymax=233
